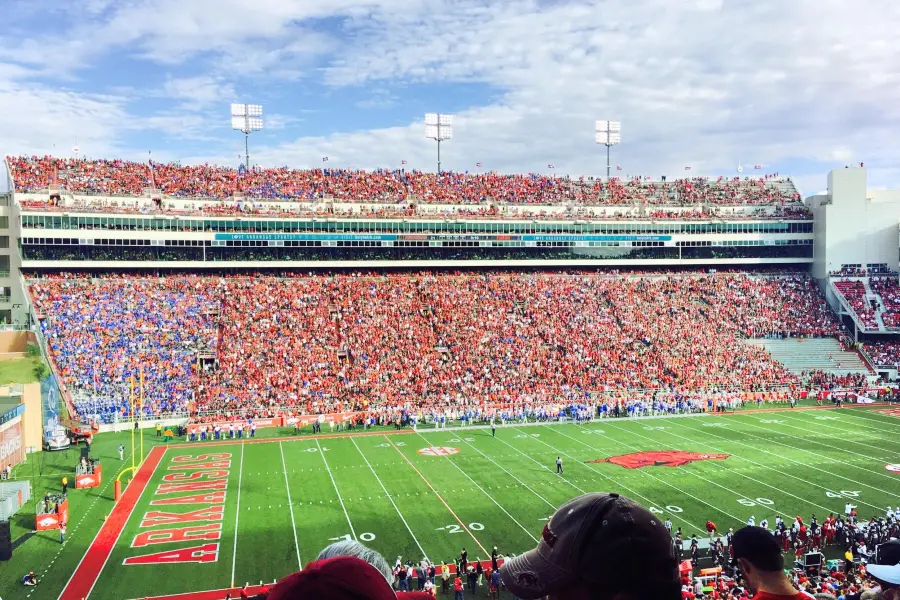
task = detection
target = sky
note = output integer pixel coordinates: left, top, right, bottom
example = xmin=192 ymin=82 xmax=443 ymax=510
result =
xmin=0 ymin=0 xmax=899 ymax=197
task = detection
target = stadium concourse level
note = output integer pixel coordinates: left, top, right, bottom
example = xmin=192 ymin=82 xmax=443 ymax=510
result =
xmin=8 ymin=156 xmax=806 ymax=211
xmin=27 ymin=271 xmax=848 ymax=425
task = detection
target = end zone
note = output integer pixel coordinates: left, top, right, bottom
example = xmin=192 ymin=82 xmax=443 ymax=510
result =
xmin=59 ymin=445 xmax=167 ymax=600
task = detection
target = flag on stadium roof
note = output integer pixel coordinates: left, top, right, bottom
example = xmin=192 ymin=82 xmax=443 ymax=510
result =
xmin=754 ymin=164 xmax=762 ymax=169
xmin=476 ymin=162 xmax=483 ymax=167
xmin=548 ymin=164 xmax=554 ymax=169
xmin=684 ymin=166 xmax=692 ymax=170
xmin=616 ymin=165 xmax=623 ymax=171
xmin=322 ymin=156 xmax=329 ymax=162
xmin=401 ymin=160 xmax=408 ymax=165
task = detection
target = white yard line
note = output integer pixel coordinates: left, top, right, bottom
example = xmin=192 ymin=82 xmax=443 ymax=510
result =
xmin=770 ymin=412 xmax=900 ymax=459
xmin=509 ymin=426 xmax=705 ymax=535
xmin=455 ymin=436 xmax=556 ymax=510
xmin=279 ymin=441 xmax=303 ymax=570
xmin=350 ymin=437 xmax=429 ymax=561
xmin=548 ymin=426 xmax=747 ymax=524
xmin=491 ymin=435 xmax=589 ymax=495
xmin=730 ymin=416 xmax=900 ymax=486
xmin=316 ymin=438 xmax=356 ymax=540
xmin=385 ymin=436 xmax=489 ymax=556
xmin=598 ymin=421 xmax=840 ymax=515
xmin=667 ymin=418 xmax=885 ymax=512
xmin=703 ymin=419 xmax=900 ymax=501
xmin=413 ymin=431 xmax=538 ymax=542
xmin=230 ymin=443 xmax=244 ymax=588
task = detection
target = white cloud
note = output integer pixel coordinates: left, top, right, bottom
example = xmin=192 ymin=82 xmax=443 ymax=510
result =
xmin=162 ymin=75 xmax=236 ymax=110
xmin=0 ymin=0 xmax=898 ymax=193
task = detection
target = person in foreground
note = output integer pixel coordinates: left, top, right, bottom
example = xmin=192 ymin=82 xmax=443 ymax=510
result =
xmin=866 ymin=539 xmax=900 ymax=600
xmin=267 ymin=556 xmax=397 ymax=600
xmin=732 ymin=525 xmax=813 ymax=600
xmin=499 ymin=492 xmax=681 ymax=600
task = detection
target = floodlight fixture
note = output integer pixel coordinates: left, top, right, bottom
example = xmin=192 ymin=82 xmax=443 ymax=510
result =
xmin=231 ymin=103 xmax=265 ymax=170
xmin=595 ymin=120 xmax=622 ymax=178
xmin=425 ymin=113 xmax=454 ymax=173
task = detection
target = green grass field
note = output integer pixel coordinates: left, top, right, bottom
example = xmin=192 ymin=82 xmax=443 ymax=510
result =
xmin=0 ymin=355 xmax=44 ymax=384
xmin=4 ymin=405 xmax=900 ymax=600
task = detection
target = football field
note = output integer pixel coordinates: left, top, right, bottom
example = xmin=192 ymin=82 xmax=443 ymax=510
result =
xmin=36 ymin=406 xmax=900 ymax=599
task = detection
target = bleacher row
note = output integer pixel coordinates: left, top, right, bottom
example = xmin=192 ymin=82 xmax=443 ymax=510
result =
xmin=8 ymin=156 xmax=804 ymax=208
xmin=27 ymin=271 xmax=851 ymax=424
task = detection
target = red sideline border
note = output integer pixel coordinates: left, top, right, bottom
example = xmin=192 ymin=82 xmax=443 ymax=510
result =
xmin=59 ymin=445 xmax=167 ymax=600
xmin=58 ymin=402 xmax=895 ymax=599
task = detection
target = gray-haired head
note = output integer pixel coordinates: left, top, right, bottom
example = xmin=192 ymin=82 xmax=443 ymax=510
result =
xmin=316 ymin=540 xmax=393 ymax=584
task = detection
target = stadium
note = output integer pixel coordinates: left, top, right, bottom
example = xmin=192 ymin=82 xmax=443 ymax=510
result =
xmin=0 ymin=147 xmax=899 ymax=600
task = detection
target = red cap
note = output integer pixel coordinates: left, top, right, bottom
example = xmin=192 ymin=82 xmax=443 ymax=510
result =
xmin=268 ymin=556 xmax=397 ymax=600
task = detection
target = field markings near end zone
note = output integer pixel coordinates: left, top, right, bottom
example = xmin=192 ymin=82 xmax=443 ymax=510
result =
xmin=279 ymin=441 xmax=303 ymax=570
xmin=597 ymin=421 xmax=840 ymax=516
xmin=548 ymin=426 xmax=747 ymax=525
xmin=59 ymin=445 xmax=167 ymax=600
xmin=385 ymin=436 xmax=489 ymax=556
xmin=727 ymin=416 xmax=900 ymax=490
xmin=454 ymin=435 xmax=557 ymax=510
xmin=230 ymin=443 xmax=244 ymax=588
xmin=670 ymin=418 xmax=894 ymax=512
xmin=740 ymin=412 xmax=899 ymax=463
xmin=316 ymin=438 xmax=356 ymax=540
xmin=509 ymin=426 xmax=705 ymax=536
xmin=703 ymin=418 xmax=900 ymax=502
xmin=413 ymin=431 xmax=538 ymax=543
xmin=794 ymin=409 xmax=900 ymax=435
xmin=833 ymin=409 xmax=900 ymax=433
xmin=774 ymin=411 xmax=900 ymax=456
xmin=350 ymin=437 xmax=429 ymax=562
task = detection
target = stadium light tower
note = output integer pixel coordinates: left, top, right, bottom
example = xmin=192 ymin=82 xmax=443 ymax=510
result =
xmin=425 ymin=113 xmax=453 ymax=174
xmin=231 ymin=103 xmax=264 ymax=170
xmin=595 ymin=120 xmax=621 ymax=178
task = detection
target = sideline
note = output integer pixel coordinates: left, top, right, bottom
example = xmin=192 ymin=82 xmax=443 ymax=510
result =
xmin=58 ymin=445 xmax=167 ymax=600
xmin=172 ymin=402 xmax=894 ymax=447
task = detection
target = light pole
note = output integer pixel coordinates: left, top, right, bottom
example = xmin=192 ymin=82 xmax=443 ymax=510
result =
xmin=595 ymin=120 xmax=621 ymax=178
xmin=231 ymin=104 xmax=264 ymax=170
xmin=425 ymin=113 xmax=453 ymax=174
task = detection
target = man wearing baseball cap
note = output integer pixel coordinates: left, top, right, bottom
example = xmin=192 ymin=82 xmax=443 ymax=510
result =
xmin=866 ymin=540 xmax=900 ymax=600
xmin=499 ymin=492 xmax=680 ymax=600
xmin=731 ymin=526 xmax=809 ymax=600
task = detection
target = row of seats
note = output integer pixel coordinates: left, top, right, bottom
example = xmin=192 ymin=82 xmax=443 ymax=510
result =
xmin=9 ymin=156 xmax=802 ymax=206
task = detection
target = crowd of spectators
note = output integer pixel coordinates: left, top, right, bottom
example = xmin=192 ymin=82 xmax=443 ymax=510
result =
xmin=833 ymin=281 xmax=879 ymax=329
xmin=863 ymin=340 xmax=900 ymax=369
xmin=8 ymin=155 xmax=803 ymax=207
xmin=870 ymin=278 xmax=900 ymax=329
xmin=28 ymin=271 xmax=844 ymax=422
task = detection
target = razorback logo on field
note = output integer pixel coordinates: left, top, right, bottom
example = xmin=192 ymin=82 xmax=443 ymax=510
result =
xmin=876 ymin=409 xmax=900 ymax=418
xmin=418 ymin=447 xmax=459 ymax=456
xmin=592 ymin=451 xmax=730 ymax=469
xmin=886 ymin=464 xmax=900 ymax=473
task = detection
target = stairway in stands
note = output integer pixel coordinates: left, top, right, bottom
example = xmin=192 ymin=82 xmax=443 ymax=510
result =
xmin=745 ymin=337 xmax=871 ymax=375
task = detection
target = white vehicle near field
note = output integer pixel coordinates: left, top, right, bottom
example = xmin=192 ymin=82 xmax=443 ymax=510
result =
xmin=43 ymin=426 xmax=71 ymax=451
